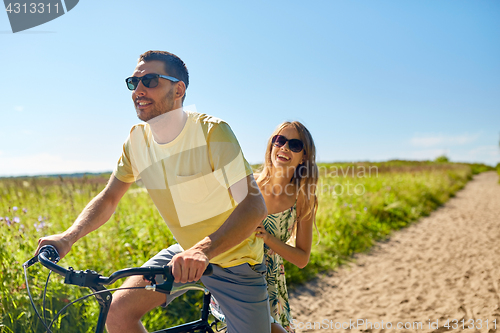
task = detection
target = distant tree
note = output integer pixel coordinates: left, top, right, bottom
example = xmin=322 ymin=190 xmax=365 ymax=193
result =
xmin=435 ymin=155 xmax=449 ymax=163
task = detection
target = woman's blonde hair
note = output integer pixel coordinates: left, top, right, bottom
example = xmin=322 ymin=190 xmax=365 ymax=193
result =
xmin=257 ymin=121 xmax=319 ymax=230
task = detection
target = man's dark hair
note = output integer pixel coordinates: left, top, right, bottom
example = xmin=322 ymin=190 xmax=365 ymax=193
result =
xmin=138 ymin=50 xmax=189 ymax=103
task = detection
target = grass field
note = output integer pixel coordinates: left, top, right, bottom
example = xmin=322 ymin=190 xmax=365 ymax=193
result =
xmin=497 ymin=162 xmax=500 ymax=183
xmin=0 ymin=160 xmax=494 ymax=332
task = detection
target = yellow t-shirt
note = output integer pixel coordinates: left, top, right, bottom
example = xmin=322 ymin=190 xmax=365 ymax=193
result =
xmin=114 ymin=111 xmax=263 ymax=267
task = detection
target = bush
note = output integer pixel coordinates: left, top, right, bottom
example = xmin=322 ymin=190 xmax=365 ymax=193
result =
xmin=466 ymin=163 xmax=495 ymax=175
xmin=434 ymin=155 xmax=449 ymax=163
xmin=497 ymin=163 xmax=500 ymax=184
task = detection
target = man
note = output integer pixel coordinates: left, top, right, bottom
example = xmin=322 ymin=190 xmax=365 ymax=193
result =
xmin=35 ymin=50 xmax=270 ymax=333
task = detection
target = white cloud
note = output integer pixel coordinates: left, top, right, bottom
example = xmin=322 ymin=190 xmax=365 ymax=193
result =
xmin=14 ymin=106 xmax=24 ymax=112
xmin=467 ymin=145 xmax=500 ymax=157
xmin=0 ymin=153 xmax=114 ymax=177
xmin=410 ymin=133 xmax=480 ymax=148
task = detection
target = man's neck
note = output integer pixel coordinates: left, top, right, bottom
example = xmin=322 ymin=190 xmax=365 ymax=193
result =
xmin=148 ymin=107 xmax=188 ymax=144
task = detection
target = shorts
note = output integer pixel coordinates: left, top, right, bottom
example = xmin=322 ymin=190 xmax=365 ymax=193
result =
xmin=142 ymin=244 xmax=271 ymax=333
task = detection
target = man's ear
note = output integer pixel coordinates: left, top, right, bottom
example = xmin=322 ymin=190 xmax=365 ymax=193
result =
xmin=175 ymin=81 xmax=186 ymax=100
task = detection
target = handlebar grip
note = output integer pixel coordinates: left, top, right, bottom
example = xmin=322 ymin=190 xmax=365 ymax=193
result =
xmin=203 ymin=263 xmax=213 ymax=276
xmin=40 ymin=245 xmax=60 ymax=263
xmin=153 ymin=263 xmax=214 ymax=294
xmin=23 ymin=245 xmax=60 ymax=268
xmin=163 ymin=263 xmax=213 ymax=278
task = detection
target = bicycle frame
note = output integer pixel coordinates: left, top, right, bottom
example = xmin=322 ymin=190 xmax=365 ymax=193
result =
xmin=33 ymin=249 xmax=221 ymax=333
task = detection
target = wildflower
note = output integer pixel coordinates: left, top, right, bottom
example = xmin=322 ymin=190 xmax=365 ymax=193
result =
xmin=22 ymin=208 xmax=28 ymax=213
xmin=13 ymin=217 xmax=20 ymax=223
xmin=38 ymin=216 xmax=43 ymax=222
xmin=13 ymin=206 xmax=18 ymax=212
xmin=34 ymin=221 xmax=46 ymax=232
xmin=19 ymin=224 xmax=25 ymax=232
xmin=344 ymin=203 xmax=347 ymax=207
xmin=6 ymin=217 xmax=11 ymax=226
xmin=364 ymin=207 xmax=367 ymax=212
xmin=0 ymin=217 xmax=3 ymax=221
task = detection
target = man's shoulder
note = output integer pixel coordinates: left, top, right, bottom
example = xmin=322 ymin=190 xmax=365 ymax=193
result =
xmin=128 ymin=122 xmax=148 ymax=134
xmin=187 ymin=111 xmax=226 ymax=127
xmin=187 ymin=111 xmax=233 ymax=138
xmin=121 ymin=123 xmax=149 ymax=147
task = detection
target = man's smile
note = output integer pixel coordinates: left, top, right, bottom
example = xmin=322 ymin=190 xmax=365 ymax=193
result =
xmin=136 ymin=99 xmax=153 ymax=109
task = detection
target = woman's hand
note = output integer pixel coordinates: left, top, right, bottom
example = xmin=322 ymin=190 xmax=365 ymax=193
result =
xmin=255 ymin=224 xmax=271 ymax=243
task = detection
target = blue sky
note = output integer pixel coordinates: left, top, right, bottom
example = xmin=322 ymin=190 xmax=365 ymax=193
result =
xmin=1 ymin=1 xmax=499 ymax=177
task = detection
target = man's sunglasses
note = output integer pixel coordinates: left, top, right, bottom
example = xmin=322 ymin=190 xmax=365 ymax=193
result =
xmin=272 ymin=135 xmax=304 ymax=153
xmin=125 ymin=73 xmax=180 ymax=90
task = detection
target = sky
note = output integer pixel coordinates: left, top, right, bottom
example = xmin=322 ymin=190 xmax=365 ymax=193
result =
xmin=1 ymin=1 xmax=499 ymax=177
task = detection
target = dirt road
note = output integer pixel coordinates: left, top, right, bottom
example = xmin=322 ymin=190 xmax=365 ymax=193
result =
xmin=290 ymin=171 xmax=500 ymax=333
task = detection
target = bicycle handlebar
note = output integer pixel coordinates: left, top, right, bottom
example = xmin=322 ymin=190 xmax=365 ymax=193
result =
xmin=24 ymin=246 xmax=216 ymax=333
xmin=30 ymin=245 xmax=213 ymax=294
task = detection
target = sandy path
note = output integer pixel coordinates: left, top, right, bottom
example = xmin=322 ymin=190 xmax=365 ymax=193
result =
xmin=289 ymin=171 xmax=500 ymax=333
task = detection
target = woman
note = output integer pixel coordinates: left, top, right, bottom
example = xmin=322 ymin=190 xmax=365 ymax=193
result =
xmin=255 ymin=121 xmax=319 ymax=333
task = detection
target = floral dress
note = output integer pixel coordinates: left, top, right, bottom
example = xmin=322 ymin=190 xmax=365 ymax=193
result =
xmin=209 ymin=204 xmax=297 ymax=332
xmin=263 ymin=203 xmax=297 ymax=333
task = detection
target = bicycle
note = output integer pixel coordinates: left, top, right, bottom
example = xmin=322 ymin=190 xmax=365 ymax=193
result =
xmin=23 ymin=245 xmax=227 ymax=333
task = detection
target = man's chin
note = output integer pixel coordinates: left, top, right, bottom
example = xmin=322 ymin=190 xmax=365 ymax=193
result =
xmin=136 ymin=108 xmax=157 ymax=122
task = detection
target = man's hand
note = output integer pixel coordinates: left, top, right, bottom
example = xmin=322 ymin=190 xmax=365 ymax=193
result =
xmin=170 ymin=247 xmax=210 ymax=283
xmin=35 ymin=233 xmax=73 ymax=260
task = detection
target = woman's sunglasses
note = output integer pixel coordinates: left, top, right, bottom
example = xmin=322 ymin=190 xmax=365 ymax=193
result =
xmin=272 ymin=135 xmax=304 ymax=153
xmin=125 ymin=73 xmax=180 ymax=90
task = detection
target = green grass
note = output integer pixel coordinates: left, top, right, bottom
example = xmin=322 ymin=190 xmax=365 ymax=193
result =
xmin=497 ymin=163 xmax=500 ymax=184
xmin=0 ymin=161 xmax=490 ymax=332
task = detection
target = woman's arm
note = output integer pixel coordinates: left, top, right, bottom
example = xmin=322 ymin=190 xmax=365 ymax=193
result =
xmin=255 ymin=201 xmax=313 ymax=268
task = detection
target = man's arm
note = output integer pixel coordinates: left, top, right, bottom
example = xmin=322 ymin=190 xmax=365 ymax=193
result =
xmin=35 ymin=174 xmax=132 ymax=259
xmin=170 ymin=174 xmax=267 ymax=283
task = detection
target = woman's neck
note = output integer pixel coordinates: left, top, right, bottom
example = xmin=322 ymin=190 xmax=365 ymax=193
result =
xmin=262 ymin=167 xmax=297 ymax=198
xmin=268 ymin=166 xmax=294 ymax=186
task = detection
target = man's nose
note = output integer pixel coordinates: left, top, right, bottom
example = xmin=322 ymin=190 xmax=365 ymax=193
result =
xmin=134 ymin=80 xmax=147 ymax=96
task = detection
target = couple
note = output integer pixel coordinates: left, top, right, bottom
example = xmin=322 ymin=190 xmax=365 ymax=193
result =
xmin=35 ymin=51 xmax=318 ymax=333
